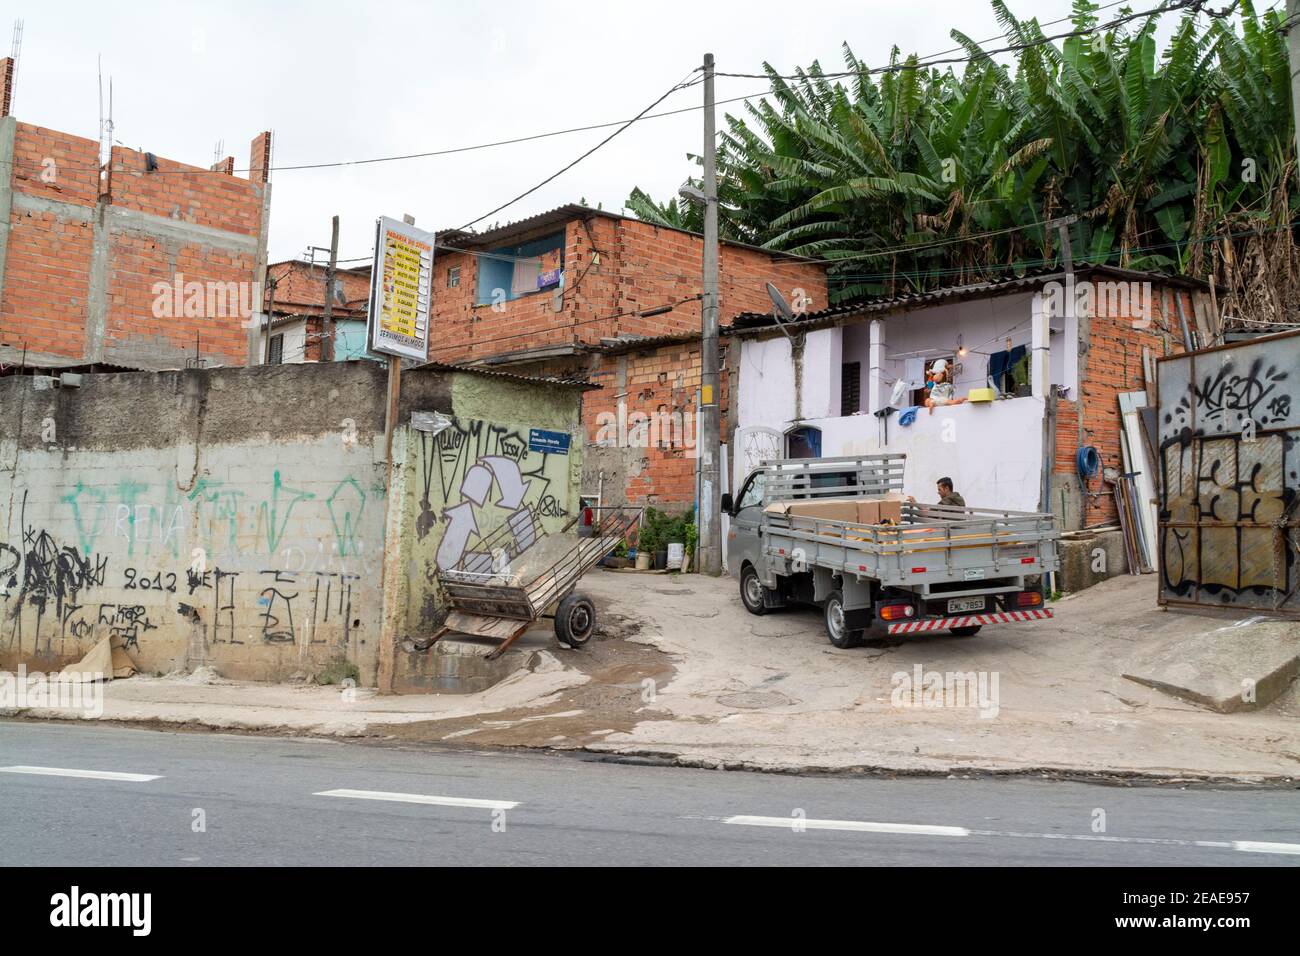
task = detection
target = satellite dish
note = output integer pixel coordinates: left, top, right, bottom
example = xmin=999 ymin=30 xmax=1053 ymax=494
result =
xmin=765 ymin=282 xmax=796 ymax=341
xmin=766 ymin=282 xmax=794 ymax=321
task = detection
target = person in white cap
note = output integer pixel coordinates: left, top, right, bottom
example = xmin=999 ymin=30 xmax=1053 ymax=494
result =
xmin=923 ymin=357 xmax=965 ymax=413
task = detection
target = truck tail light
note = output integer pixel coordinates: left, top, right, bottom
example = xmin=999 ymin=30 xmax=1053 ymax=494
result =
xmin=879 ymin=603 xmax=915 ymax=621
xmin=1016 ymin=591 xmax=1043 ymax=608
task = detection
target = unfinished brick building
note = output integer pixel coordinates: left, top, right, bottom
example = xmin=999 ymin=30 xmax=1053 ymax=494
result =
xmin=0 ymin=58 xmax=272 ymax=372
xmin=421 ymin=204 xmax=829 ymax=509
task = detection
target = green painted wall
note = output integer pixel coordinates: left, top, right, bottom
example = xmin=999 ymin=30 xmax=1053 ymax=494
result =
xmin=393 ymin=372 xmax=586 ymax=689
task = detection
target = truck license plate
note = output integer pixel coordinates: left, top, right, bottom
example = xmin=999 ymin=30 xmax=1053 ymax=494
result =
xmin=948 ymin=597 xmax=985 ymax=613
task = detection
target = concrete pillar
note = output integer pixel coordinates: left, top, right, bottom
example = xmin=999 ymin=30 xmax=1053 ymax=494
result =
xmin=1031 ymin=293 xmax=1051 ymax=399
xmin=248 ymin=132 xmax=273 ymax=366
xmin=867 ymin=319 xmax=886 ymax=415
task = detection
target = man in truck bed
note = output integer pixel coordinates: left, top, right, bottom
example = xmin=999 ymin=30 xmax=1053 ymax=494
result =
xmin=908 ymin=476 xmax=965 ymax=507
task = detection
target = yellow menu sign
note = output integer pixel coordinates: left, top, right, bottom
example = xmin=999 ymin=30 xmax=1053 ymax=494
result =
xmin=367 ymin=216 xmax=434 ymax=360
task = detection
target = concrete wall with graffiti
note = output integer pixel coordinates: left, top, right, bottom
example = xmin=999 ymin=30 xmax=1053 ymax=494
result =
xmin=395 ymin=372 xmax=584 ymax=691
xmin=0 ymin=363 xmax=589 ymax=687
xmin=0 ymin=364 xmax=401 ymax=683
xmin=1157 ymin=331 xmax=1299 ymax=613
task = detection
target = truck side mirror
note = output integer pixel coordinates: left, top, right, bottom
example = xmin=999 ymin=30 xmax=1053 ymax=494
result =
xmin=720 ymin=493 xmax=734 ymax=515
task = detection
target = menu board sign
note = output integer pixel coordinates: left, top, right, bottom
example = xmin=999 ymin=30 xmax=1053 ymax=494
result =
xmin=366 ymin=216 xmax=434 ymax=361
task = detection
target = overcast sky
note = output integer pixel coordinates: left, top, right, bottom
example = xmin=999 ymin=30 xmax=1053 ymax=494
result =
xmin=12 ymin=1 xmax=1193 ymax=264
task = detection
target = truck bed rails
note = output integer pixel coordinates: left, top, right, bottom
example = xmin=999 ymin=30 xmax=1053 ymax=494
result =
xmin=753 ymin=454 xmax=1059 ymax=589
xmin=763 ymin=502 xmax=1058 ymax=588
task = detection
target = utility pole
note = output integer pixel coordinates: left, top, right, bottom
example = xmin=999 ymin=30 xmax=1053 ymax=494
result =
xmin=698 ymin=52 xmax=723 ymax=576
xmin=321 ymin=215 xmax=339 ymax=362
xmin=1288 ymin=2 xmax=1300 ymax=188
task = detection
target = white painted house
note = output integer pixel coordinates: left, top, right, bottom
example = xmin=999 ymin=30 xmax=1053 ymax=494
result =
xmin=727 ymin=268 xmax=1213 ymax=527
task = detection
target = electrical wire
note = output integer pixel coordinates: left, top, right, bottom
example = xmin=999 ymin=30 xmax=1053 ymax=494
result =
xmin=0 ymin=0 xmax=1193 ymax=181
xmin=456 ymin=67 xmax=702 ymax=231
xmin=713 ymin=0 xmax=1201 ymax=80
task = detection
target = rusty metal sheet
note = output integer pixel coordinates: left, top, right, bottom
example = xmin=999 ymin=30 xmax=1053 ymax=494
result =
xmin=1156 ymin=330 xmax=1300 ymax=614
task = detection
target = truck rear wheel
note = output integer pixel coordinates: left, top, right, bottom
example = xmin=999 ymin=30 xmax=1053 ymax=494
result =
xmin=824 ymin=590 xmax=863 ymax=649
xmin=948 ymin=625 xmax=982 ymax=637
xmin=740 ymin=565 xmax=770 ymax=616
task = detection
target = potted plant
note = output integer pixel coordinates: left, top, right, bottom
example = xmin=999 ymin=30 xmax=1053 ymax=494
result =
xmin=637 ymin=509 xmax=665 ymax=570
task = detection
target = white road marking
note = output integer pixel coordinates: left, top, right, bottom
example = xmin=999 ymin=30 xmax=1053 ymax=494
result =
xmin=0 ymin=765 xmax=160 ymax=782
xmin=314 ymin=788 xmax=517 ymax=810
xmin=725 ymin=815 xmax=969 ymax=837
xmin=722 ymin=815 xmax=1297 ymax=855
xmin=1232 ymin=840 xmax=1300 ymax=856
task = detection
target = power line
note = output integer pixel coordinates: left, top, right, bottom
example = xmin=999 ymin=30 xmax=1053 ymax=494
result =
xmin=714 ymin=0 xmax=1201 ymax=81
xmin=456 ymin=68 xmax=702 ymax=231
xmin=0 ymin=0 xmax=1178 ymax=183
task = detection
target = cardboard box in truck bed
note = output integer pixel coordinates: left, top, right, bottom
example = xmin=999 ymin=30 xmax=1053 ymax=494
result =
xmin=764 ymin=493 xmax=904 ymax=526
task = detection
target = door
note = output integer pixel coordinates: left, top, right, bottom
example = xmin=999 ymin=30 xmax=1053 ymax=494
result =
xmin=729 ymin=469 xmax=769 ymax=583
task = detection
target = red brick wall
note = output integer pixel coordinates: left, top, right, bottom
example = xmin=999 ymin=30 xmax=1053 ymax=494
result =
xmin=1054 ymin=284 xmax=1188 ymax=524
xmin=0 ymin=123 xmax=100 ymax=361
xmin=0 ymin=121 xmax=269 ymax=369
xmin=423 ymin=213 xmax=819 ymax=505
xmin=581 ymin=342 xmax=727 ymax=505
xmin=426 ymin=215 xmax=827 ymax=365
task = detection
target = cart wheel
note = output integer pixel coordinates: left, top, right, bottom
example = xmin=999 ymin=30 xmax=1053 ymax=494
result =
xmin=948 ymin=625 xmax=982 ymax=637
xmin=824 ymin=590 xmax=863 ymax=649
xmin=555 ymin=592 xmax=596 ymax=648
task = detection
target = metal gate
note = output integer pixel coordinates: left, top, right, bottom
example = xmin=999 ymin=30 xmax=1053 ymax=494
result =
xmin=1156 ymin=329 xmax=1300 ymax=615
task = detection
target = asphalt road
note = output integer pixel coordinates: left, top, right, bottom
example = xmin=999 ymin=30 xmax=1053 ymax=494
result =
xmin=1 ymin=720 xmax=1298 ymax=867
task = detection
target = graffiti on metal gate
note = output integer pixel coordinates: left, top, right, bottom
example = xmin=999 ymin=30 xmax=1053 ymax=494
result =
xmin=1157 ymin=335 xmax=1299 ymax=612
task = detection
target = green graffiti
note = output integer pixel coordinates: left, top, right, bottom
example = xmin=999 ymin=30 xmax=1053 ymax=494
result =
xmin=189 ymin=478 xmax=247 ymax=557
xmin=257 ymin=471 xmax=315 ymax=555
xmin=59 ymin=482 xmax=109 ymax=555
xmin=325 ymin=477 xmax=366 ymax=557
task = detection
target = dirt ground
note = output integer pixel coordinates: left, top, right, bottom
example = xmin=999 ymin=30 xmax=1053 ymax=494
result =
xmin=369 ymin=568 xmax=1300 ymax=782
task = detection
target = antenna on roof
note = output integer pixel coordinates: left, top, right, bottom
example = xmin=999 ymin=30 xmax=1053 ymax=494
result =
xmin=7 ymin=20 xmax=22 ymax=114
xmin=765 ymin=282 xmax=795 ymax=342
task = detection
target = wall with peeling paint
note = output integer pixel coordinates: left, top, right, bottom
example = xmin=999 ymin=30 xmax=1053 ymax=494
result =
xmin=393 ymin=373 xmax=584 ymax=692
xmin=0 ymin=362 xmax=587 ymax=688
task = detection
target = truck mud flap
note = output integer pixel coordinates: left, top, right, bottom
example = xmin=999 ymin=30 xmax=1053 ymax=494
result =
xmin=887 ymin=608 xmax=1053 ymax=634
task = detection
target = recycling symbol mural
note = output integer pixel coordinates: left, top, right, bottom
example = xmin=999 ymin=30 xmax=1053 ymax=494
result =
xmin=435 ymin=455 xmax=537 ymax=573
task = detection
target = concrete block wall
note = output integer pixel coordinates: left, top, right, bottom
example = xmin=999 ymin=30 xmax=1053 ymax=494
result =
xmin=0 ymin=362 xmax=589 ymax=688
xmin=0 ymin=363 xmax=390 ymax=682
xmin=0 ymin=114 xmax=271 ymax=371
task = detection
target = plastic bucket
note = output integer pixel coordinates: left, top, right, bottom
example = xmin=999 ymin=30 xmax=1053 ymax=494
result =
xmin=666 ymin=542 xmax=685 ymax=570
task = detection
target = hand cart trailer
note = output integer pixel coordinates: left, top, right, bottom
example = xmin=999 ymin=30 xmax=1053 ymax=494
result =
xmin=419 ymin=506 xmax=642 ymax=659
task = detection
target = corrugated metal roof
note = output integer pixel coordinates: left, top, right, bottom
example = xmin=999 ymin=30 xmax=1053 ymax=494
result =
xmin=727 ymin=265 xmax=1209 ymax=336
xmin=436 ymin=203 xmax=819 ymax=261
xmin=581 ymin=331 xmax=703 ymax=354
xmin=437 ymin=204 xmax=622 ymax=249
xmin=414 ymin=360 xmax=599 ymax=391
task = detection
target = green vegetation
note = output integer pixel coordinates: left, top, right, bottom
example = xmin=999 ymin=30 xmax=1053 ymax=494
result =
xmin=628 ymin=1 xmax=1297 ymax=319
xmin=314 ymin=658 xmax=361 ymax=686
xmin=636 ymin=507 xmax=694 ymax=557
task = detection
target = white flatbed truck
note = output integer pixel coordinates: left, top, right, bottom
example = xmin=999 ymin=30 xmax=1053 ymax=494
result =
xmin=722 ymin=454 xmax=1060 ymax=647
